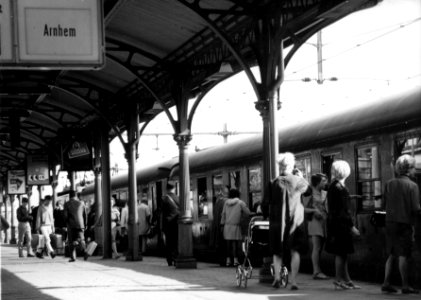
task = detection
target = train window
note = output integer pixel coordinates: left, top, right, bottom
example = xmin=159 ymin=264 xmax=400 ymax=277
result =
xmin=212 ymin=175 xmax=223 ymax=203
xmin=401 ymin=137 xmax=421 ymax=169
xmin=197 ymin=177 xmax=208 ymax=218
xmin=248 ymin=167 xmax=262 ymax=212
xmin=230 ymin=171 xmax=241 ymax=190
xmin=322 ymin=152 xmax=342 ymax=181
xmin=356 ymin=145 xmax=381 ymax=211
xmin=295 ymin=156 xmax=311 ymax=182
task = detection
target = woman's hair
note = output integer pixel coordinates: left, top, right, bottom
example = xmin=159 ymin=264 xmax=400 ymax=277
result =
xmin=277 ymin=152 xmax=295 ymax=174
xmin=228 ymin=188 xmax=240 ymax=199
xmin=395 ymin=154 xmax=415 ymax=175
xmin=311 ymin=173 xmax=327 ymax=187
xmin=331 ymin=160 xmax=351 ymax=180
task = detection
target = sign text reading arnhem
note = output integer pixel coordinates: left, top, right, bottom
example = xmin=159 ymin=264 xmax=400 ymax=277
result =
xmin=43 ymin=24 xmax=77 ymax=37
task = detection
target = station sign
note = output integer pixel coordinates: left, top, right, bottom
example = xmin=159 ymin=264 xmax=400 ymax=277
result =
xmin=7 ymin=170 xmax=26 ymax=194
xmin=0 ymin=0 xmax=104 ymax=69
xmin=27 ymin=154 xmax=50 ymax=185
xmin=68 ymin=142 xmax=90 ymax=159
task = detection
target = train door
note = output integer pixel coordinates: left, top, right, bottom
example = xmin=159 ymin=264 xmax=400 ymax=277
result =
xmin=321 ymin=151 xmax=342 ymax=181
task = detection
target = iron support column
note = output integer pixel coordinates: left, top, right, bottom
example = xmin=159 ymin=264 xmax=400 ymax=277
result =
xmin=125 ymin=103 xmax=140 ymax=261
xmin=10 ymin=195 xmax=16 ymax=244
xmin=100 ymin=125 xmax=112 ymax=258
xmin=174 ymin=133 xmax=196 ymax=269
xmin=93 ymin=132 xmax=103 ymax=254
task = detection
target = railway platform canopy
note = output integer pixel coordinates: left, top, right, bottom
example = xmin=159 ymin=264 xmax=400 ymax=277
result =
xmin=0 ymin=0 xmax=382 ymax=263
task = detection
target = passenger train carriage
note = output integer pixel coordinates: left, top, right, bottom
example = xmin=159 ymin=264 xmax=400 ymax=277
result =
xmin=81 ymin=85 xmax=421 ymax=285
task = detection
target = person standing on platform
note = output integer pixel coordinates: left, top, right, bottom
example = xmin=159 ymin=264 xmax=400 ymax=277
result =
xmin=221 ymin=188 xmax=250 ymax=267
xmin=16 ymin=197 xmax=35 ymax=258
xmin=35 ymin=196 xmax=56 ymax=259
xmin=261 ymin=152 xmax=309 ymax=290
xmin=64 ymin=190 xmax=87 ymax=262
xmin=161 ymin=181 xmax=179 ymax=266
xmin=110 ymin=197 xmax=122 ymax=259
xmin=53 ymin=200 xmax=67 ymax=241
xmin=211 ymin=185 xmax=230 ymax=266
xmin=381 ymin=154 xmax=420 ymax=294
xmin=138 ymin=189 xmax=151 ymax=254
xmin=325 ymin=160 xmax=360 ymax=290
xmin=120 ymin=201 xmax=129 ymax=254
xmin=304 ymin=173 xmax=329 ymax=280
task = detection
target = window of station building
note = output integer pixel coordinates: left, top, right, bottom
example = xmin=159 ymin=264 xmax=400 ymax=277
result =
xmin=248 ymin=166 xmax=262 ymax=213
xmin=295 ymin=156 xmax=311 ymax=182
xmin=356 ymin=145 xmax=381 ymax=211
xmin=197 ymin=177 xmax=208 ymax=218
xmin=321 ymin=151 xmax=342 ymax=181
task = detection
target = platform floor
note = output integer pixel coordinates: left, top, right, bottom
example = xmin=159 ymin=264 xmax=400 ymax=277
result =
xmin=0 ymin=244 xmax=415 ymax=300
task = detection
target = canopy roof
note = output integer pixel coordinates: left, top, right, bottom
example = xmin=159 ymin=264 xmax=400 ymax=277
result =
xmin=0 ymin=0 xmax=379 ymax=179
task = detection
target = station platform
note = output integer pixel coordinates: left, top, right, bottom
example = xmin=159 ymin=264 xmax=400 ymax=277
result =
xmin=0 ymin=244 xmax=415 ymax=300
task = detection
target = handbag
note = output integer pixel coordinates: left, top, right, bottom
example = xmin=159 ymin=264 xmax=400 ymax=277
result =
xmin=147 ymin=224 xmax=157 ymax=239
xmin=370 ymin=211 xmax=386 ymax=227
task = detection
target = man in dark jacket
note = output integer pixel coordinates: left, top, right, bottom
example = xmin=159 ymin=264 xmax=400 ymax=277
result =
xmin=161 ymin=181 xmax=180 ymax=266
xmin=64 ymin=190 xmax=87 ymax=262
xmin=17 ymin=197 xmax=35 ymax=257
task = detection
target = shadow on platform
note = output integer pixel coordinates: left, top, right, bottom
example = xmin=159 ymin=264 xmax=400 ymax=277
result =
xmin=1 ymin=268 xmax=61 ymax=300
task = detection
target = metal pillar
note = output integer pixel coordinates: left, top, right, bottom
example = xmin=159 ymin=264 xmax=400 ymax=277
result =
xmin=100 ymin=124 xmax=112 ymax=258
xmin=174 ymin=133 xmax=196 ymax=268
xmin=93 ymin=132 xmax=103 ymax=254
xmin=125 ymin=102 xmax=140 ymax=261
xmin=10 ymin=195 xmax=16 ymax=244
xmin=4 ymin=196 xmax=8 ymax=243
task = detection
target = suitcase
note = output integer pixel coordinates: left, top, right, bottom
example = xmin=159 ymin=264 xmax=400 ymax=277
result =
xmin=50 ymin=234 xmax=64 ymax=255
xmin=85 ymin=241 xmax=98 ymax=256
xmin=31 ymin=234 xmax=45 ymax=252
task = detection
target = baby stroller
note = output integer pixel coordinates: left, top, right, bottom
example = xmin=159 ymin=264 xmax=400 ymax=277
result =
xmin=236 ymin=216 xmax=288 ymax=288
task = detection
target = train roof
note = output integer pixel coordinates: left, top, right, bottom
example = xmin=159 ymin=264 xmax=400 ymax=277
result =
xmin=81 ymin=85 xmax=421 ymax=194
xmin=187 ymin=85 xmax=421 ymax=173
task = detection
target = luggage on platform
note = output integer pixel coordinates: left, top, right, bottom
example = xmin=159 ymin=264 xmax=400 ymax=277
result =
xmin=50 ymin=234 xmax=64 ymax=255
xmin=31 ymin=234 xmax=45 ymax=252
xmin=85 ymin=241 xmax=98 ymax=256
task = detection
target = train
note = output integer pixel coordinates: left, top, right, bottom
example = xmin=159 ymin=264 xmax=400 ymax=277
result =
xmin=80 ymin=85 xmax=421 ymax=285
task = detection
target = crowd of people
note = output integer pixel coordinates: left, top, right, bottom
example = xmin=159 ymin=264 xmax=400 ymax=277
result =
xmin=5 ymin=152 xmax=420 ymax=294
xmin=212 ymin=152 xmax=420 ymax=294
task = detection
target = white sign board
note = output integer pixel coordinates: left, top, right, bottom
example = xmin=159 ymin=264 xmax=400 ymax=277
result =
xmin=27 ymin=154 xmax=49 ymax=185
xmin=1 ymin=0 xmax=104 ymax=69
xmin=0 ymin=0 xmax=13 ymax=62
xmin=7 ymin=170 xmax=26 ymax=194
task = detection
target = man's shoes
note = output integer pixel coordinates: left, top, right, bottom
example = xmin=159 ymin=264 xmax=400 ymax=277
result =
xmin=50 ymin=252 xmax=56 ymax=259
xmin=68 ymin=258 xmax=76 ymax=262
xmin=313 ymin=272 xmax=329 ymax=280
xmin=35 ymin=252 xmax=44 ymax=259
xmin=381 ymin=285 xmax=398 ymax=293
xmin=27 ymin=254 xmax=35 ymax=258
xmin=402 ymin=287 xmax=419 ymax=294
xmin=84 ymin=253 xmax=89 ymax=261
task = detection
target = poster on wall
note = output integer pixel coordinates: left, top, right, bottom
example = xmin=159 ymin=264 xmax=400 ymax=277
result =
xmin=7 ymin=170 xmax=26 ymax=194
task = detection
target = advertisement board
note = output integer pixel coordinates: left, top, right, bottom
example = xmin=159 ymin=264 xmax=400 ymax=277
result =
xmin=27 ymin=154 xmax=50 ymax=185
xmin=7 ymin=170 xmax=26 ymax=194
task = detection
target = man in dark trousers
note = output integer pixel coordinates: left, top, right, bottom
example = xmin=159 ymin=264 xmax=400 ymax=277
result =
xmin=64 ymin=190 xmax=87 ymax=262
xmin=161 ymin=181 xmax=179 ymax=266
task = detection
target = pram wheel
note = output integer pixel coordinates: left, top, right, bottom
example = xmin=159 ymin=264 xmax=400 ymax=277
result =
xmin=280 ymin=266 xmax=288 ymax=288
xmin=236 ymin=265 xmax=243 ymax=287
xmin=236 ymin=265 xmax=248 ymax=288
xmin=270 ymin=264 xmax=288 ymax=288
